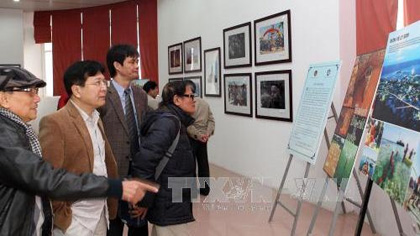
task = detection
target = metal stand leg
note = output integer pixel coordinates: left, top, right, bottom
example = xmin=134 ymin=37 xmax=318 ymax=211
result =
xmin=270 ymin=103 xmax=341 ymax=235
xmin=329 ymin=187 xmax=345 ymax=236
xmin=390 ymin=197 xmax=407 ymax=236
xmin=337 ymin=184 xmax=347 ymax=214
xmin=291 ymin=163 xmax=311 ymax=235
xmin=269 ymin=154 xmax=293 ymax=222
xmin=352 ymin=170 xmax=376 ymax=234
xmin=307 ymin=177 xmax=329 ymax=235
xmin=330 ymin=103 xmax=338 ymax=123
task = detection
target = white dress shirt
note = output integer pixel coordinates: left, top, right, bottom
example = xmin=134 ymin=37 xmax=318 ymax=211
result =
xmin=70 ymin=101 xmax=109 ymax=233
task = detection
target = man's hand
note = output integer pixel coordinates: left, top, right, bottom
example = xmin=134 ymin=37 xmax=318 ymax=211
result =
xmin=129 ymin=205 xmax=148 ymax=219
xmin=121 ymin=179 xmax=159 ymax=205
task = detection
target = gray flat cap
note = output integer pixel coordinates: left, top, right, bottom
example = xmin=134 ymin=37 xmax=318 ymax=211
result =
xmin=0 ymin=66 xmax=46 ymax=91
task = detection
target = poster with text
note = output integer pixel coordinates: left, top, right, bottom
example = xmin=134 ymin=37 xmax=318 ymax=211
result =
xmin=372 ymin=22 xmax=420 ymax=133
xmin=288 ymin=61 xmax=340 ymax=164
xmin=369 ymin=21 xmax=420 ymax=227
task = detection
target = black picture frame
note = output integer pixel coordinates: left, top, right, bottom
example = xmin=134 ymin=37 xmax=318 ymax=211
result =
xmin=0 ymin=64 xmax=21 ymax=67
xmin=254 ymin=10 xmax=292 ymax=65
xmin=184 ymin=76 xmax=202 ymax=98
xmin=183 ymin=37 xmax=202 ymax=73
xmin=168 ymin=77 xmax=183 ymax=83
xmin=168 ymin=43 xmax=183 ymax=74
xmin=223 ymin=22 xmax=252 ymax=69
xmin=224 ymin=73 xmax=252 ymax=117
xmin=254 ymin=70 xmax=292 ymax=121
xmin=204 ymin=47 xmax=222 ymax=97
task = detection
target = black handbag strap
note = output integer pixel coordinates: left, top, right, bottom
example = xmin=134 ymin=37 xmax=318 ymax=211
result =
xmin=154 ymin=128 xmax=180 ymax=180
xmin=153 ymin=113 xmax=181 ymax=180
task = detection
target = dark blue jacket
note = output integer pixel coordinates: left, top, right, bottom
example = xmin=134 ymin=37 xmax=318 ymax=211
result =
xmin=132 ymin=104 xmax=196 ymax=226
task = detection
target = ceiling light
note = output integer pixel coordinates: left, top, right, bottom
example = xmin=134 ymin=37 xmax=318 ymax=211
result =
xmin=13 ymin=0 xmax=20 ymax=2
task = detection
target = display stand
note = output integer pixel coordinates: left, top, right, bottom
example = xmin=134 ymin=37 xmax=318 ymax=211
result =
xmin=346 ymin=169 xmax=376 ymax=233
xmin=389 ymin=197 xmax=406 ymax=236
xmin=268 ymin=104 xmax=338 ymax=236
xmin=305 ymin=121 xmax=377 ymax=236
xmin=325 ymin=176 xmax=377 ymax=236
xmin=268 ymin=154 xmax=310 ymax=236
xmin=355 ymin=179 xmax=406 ymax=236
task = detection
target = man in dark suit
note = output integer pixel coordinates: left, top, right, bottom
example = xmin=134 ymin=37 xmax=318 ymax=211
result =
xmin=98 ymin=44 xmax=149 ymax=236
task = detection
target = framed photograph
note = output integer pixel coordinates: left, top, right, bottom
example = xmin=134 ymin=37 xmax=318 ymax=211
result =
xmin=223 ymin=22 xmax=252 ymax=69
xmin=168 ymin=77 xmax=183 ymax=83
xmin=204 ymin=47 xmax=221 ymax=97
xmin=183 ymin=37 xmax=202 ymax=73
xmin=224 ymin=73 xmax=252 ymax=117
xmin=0 ymin=64 xmax=21 ymax=67
xmin=255 ymin=70 xmax=292 ymax=121
xmin=184 ymin=76 xmax=202 ymax=98
xmin=168 ymin=43 xmax=183 ymax=74
xmin=254 ymin=10 xmax=292 ymax=65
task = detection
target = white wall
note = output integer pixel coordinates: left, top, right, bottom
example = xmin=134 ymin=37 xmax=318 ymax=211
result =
xmin=0 ymin=8 xmax=24 ymax=65
xmin=158 ymin=0 xmax=340 ymax=204
xmin=23 ymin=12 xmax=43 ymax=81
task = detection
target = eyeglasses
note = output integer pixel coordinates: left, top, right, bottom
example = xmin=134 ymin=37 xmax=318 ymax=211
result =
xmin=181 ymin=94 xmax=195 ymax=100
xmin=5 ymin=87 xmax=39 ymax=95
xmin=85 ymin=80 xmax=108 ymax=87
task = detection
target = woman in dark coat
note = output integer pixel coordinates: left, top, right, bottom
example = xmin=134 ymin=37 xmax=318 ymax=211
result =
xmin=132 ymin=81 xmax=196 ymax=236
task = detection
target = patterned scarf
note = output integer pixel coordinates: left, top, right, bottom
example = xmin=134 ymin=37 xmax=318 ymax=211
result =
xmin=0 ymin=108 xmax=53 ymax=236
xmin=0 ymin=108 xmax=42 ymax=156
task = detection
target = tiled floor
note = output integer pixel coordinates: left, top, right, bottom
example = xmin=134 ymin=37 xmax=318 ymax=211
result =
xmin=186 ymin=164 xmax=378 ymax=236
xmin=133 ymin=163 xmax=377 ymax=235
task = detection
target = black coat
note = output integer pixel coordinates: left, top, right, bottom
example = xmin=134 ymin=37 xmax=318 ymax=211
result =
xmin=0 ymin=114 xmax=121 ymax=236
xmin=132 ymin=104 xmax=196 ymax=226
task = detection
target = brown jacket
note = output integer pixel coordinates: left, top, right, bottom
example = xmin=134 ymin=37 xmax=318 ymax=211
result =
xmin=98 ymin=82 xmax=148 ymax=177
xmin=39 ymin=101 xmax=118 ymax=231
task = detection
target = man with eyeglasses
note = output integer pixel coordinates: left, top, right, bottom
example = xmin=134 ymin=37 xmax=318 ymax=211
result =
xmin=98 ymin=44 xmax=149 ymax=236
xmin=0 ymin=66 xmax=158 ymax=236
xmin=38 ymin=60 xmax=132 ymax=236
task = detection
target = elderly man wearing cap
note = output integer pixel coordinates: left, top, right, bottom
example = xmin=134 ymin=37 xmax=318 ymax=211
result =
xmin=0 ymin=66 xmax=158 ymax=236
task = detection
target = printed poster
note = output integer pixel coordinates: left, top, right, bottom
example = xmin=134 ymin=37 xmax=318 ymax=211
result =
xmin=368 ymin=21 xmax=420 ymax=226
xmin=322 ymin=49 xmax=386 ymax=189
xmin=288 ymin=61 xmax=340 ymax=164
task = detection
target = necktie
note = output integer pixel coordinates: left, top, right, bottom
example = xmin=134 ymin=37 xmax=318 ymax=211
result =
xmin=124 ymin=88 xmax=139 ymax=157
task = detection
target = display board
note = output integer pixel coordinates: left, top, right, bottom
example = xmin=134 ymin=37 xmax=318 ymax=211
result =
xmin=323 ymin=49 xmax=386 ymax=188
xmin=288 ymin=61 xmax=340 ymax=164
xmin=358 ymin=21 xmax=420 ymax=226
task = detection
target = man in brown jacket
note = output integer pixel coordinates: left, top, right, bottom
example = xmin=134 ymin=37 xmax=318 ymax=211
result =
xmin=39 ymin=61 xmax=119 ymax=235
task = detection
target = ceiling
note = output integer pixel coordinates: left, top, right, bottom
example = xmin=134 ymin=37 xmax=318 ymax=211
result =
xmin=0 ymin=0 xmax=128 ymax=11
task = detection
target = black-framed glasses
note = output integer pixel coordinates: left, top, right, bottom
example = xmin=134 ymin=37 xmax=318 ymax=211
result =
xmin=85 ymin=80 xmax=108 ymax=87
xmin=182 ymin=94 xmax=195 ymax=100
xmin=5 ymin=87 xmax=39 ymax=95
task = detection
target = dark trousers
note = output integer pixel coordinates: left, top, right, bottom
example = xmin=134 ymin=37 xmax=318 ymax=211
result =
xmin=107 ymin=216 xmax=148 ymax=236
xmin=191 ymin=139 xmax=210 ymax=195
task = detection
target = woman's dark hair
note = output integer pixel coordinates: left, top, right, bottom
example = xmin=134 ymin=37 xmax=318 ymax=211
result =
xmin=184 ymin=80 xmax=196 ymax=94
xmin=64 ymin=60 xmax=105 ymax=96
xmin=160 ymin=81 xmax=188 ymax=107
